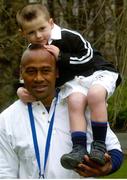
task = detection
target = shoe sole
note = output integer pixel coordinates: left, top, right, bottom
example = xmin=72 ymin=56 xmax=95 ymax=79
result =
xmin=61 ymin=155 xmax=81 ymax=169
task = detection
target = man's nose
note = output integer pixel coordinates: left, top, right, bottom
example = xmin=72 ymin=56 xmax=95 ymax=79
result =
xmin=34 ymin=71 xmax=44 ymax=81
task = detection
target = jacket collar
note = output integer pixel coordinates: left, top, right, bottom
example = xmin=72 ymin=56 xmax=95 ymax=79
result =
xmin=48 ymin=24 xmax=62 ymax=44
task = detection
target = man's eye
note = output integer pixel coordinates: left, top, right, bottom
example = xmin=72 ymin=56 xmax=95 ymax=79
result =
xmin=26 ymin=70 xmax=35 ymax=74
xmin=43 ymin=69 xmax=50 ymax=73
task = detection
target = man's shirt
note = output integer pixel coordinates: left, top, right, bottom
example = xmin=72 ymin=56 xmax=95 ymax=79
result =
xmin=0 ymin=93 xmax=122 ymax=178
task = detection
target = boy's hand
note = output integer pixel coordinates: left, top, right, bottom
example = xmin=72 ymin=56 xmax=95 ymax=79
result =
xmin=17 ymin=87 xmax=36 ymax=103
xmin=44 ymin=45 xmax=60 ymax=60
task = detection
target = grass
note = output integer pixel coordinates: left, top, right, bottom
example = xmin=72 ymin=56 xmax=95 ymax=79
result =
xmin=103 ymin=155 xmax=127 ymax=178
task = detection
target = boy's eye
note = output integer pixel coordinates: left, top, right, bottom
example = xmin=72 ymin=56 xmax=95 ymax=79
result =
xmin=28 ymin=31 xmax=35 ymax=35
xmin=39 ymin=27 xmax=45 ymax=31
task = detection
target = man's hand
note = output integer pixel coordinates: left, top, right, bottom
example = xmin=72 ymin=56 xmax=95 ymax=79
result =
xmin=75 ymin=153 xmax=112 ymax=177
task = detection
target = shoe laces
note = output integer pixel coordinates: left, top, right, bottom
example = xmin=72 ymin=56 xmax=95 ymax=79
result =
xmin=72 ymin=144 xmax=87 ymax=154
xmin=92 ymin=141 xmax=106 ymax=153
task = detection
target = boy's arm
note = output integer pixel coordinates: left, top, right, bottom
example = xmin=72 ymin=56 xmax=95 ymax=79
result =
xmin=53 ymin=31 xmax=94 ymax=71
xmin=53 ymin=30 xmax=119 ymax=73
xmin=47 ymin=31 xmax=121 ymax=86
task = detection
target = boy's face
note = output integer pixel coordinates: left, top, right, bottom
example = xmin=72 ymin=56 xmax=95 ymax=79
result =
xmin=22 ymin=15 xmax=54 ymax=45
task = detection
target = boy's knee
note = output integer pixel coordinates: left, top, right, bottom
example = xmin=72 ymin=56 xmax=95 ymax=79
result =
xmin=87 ymin=87 xmax=106 ymax=104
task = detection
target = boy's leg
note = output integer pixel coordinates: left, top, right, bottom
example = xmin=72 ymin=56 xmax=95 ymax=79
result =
xmin=87 ymin=84 xmax=108 ymax=165
xmin=68 ymin=92 xmax=87 ymax=132
xmin=61 ymin=92 xmax=88 ymax=169
xmin=87 ymin=70 xmax=118 ymax=165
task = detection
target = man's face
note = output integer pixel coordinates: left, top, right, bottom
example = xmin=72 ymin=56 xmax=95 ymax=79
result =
xmin=21 ymin=49 xmax=57 ymax=105
xmin=22 ymin=15 xmax=53 ymax=45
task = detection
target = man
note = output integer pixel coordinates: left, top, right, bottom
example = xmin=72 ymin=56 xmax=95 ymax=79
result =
xmin=0 ymin=45 xmax=123 ymax=178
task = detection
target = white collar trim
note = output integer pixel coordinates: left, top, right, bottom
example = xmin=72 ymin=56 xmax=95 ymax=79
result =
xmin=48 ymin=24 xmax=61 ymax=44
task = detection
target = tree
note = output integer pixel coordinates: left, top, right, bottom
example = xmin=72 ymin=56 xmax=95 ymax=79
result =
xmin=0 ymin=0 xmax=27 ymax=111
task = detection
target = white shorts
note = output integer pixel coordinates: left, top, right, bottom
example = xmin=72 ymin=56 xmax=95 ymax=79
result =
xmin=59 ymin=70 xmax=119 ymax=99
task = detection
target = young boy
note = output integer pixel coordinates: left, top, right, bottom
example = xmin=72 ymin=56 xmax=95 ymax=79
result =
xmin=16 ymin=3 xmax=121 ymax=170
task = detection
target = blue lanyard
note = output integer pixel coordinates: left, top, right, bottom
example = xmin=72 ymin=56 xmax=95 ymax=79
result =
xmin=27 ymin=94 xmax=58 ymax=178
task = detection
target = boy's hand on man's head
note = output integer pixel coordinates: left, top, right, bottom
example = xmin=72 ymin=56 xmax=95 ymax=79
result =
xmin=44 ymin=45 xmax=60 ymax=60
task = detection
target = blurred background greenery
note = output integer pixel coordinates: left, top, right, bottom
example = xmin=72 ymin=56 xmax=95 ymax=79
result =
xmin=103 ymin=155 xmax=127 ymax=178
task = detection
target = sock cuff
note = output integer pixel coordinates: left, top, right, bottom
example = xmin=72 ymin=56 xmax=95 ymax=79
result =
xmin=71 ymin=131 xmax=87 ymax=148
xmin=91 ymin=121 xmax=107 ymax=126
xmin=71 ymin=131 xmax=86 ymax=138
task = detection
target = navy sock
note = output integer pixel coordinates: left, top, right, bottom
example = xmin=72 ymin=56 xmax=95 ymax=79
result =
xmin=71 ymin=131 xmax=87 ymax=149
xmin=91 ymin=121 xmax=107 ymax=142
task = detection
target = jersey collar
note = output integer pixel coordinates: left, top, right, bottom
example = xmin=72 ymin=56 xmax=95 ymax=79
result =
xmin=48 ymin=24 xmax=62 ymax=44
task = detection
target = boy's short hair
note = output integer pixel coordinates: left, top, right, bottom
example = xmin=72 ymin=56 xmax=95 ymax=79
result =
xmin=16 ymin=3 xmax=50 ymax=30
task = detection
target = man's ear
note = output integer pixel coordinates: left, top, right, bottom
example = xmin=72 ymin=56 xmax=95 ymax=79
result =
xmin=20 ymin=65 xmax=23 ymax=78
xmin=56 ymin=67 xmax=59 ymax=78
xmin=19 ymin=67 xmax=24 ymax=83
xmin=18 ymin=28 xmax=25 ymax=37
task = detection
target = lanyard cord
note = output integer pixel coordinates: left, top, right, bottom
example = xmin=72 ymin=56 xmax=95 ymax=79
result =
xmin=27 ymin=93 xmax=58 ymax=178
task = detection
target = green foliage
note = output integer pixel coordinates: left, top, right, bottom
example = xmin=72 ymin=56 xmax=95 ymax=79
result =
xmin=0 ymin=0 xmax=27 ymax=112
xmin=115 ymin=110 xmax=127 ymax=130
xmin=103 ymin=155 xmax=127 ymax=178
xmin=108 ymin=77 xmax=127 ymax=130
